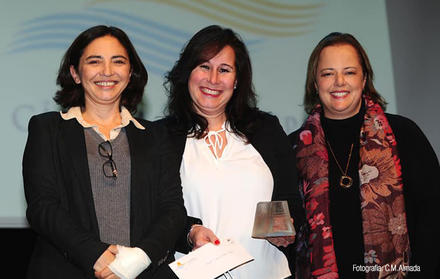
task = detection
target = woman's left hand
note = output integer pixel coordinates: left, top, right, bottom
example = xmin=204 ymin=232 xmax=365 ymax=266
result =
xmin=266 ymin=217 xmax=295 ymax=247
xmin=266 ymin=235 xmax=295 ymax=247
xmin=189 ymin=225 xmax=220 ymax=250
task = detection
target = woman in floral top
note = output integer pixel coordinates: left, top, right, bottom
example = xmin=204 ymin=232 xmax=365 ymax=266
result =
xmin=289 ymin=32 xmax=440 ymax=279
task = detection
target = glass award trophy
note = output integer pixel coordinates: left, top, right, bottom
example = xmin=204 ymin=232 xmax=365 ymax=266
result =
xmin=251 ymin=200 xmax=296 ymax=238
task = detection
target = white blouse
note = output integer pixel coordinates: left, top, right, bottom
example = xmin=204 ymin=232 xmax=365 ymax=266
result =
xmin=178 ymin=125 xmax=291 ymax=279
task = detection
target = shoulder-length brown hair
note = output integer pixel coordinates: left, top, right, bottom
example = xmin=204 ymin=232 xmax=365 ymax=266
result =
xmin=303 ymin=32 xmax=387 ymax=114
xmin=54 ymin=25 xmax=148 ymax=113
xmin=164 ymin=25 xmax=259 ymax=139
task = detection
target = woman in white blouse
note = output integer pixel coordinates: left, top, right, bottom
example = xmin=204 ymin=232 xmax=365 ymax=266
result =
xmin=161 ymin=25 xmax=305 ymax=279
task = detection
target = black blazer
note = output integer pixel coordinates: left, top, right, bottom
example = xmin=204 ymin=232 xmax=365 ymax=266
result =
xmin=22 ymin=112 xmax=186 ymax=279
xmin=161 ymin=112 xmax=306 ymax=270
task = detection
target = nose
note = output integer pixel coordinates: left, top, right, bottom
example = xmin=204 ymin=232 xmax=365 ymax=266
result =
xmin=208 ymin=69 xmax=219 ymax=84
xmin=102 ymin=61 xmax=113 ymax=77
xmin=335 ymin=73 xmax=345 ymax=86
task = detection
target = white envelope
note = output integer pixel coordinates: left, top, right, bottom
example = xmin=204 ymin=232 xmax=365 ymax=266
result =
xmin=169 ymin=238 xmax=254 ymax=279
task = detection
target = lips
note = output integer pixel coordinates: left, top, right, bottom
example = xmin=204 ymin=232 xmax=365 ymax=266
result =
xmin=200 ymin=87 xmax=221 ymax=97
xmin=330 ymin=90 xmax=349 ymax=98
xmin=95 ymin=81 xmax=118 ymax=88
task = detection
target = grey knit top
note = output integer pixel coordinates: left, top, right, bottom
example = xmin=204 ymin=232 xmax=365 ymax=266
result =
xmin=84 ymin=128 xmax=131 ymax=246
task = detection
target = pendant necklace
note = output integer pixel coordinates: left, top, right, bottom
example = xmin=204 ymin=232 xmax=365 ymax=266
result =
xmin=326 ymin=141 xmax=354 ymax=188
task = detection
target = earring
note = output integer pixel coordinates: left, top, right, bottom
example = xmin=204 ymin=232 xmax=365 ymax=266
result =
xmin=234 ymin=82 xmax=237 ymax=90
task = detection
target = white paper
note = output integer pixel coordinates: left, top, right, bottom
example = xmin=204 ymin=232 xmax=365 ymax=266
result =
xmin=169 ymin=238 xmax=254 ymax=279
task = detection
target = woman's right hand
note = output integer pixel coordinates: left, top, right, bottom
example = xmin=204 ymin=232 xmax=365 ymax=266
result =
xmin=94 ymin=245 xmax=118 ymax=278
xmin=189 ymin=225 xmax=220 ymax=250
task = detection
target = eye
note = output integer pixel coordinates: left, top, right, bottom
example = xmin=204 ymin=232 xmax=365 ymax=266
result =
xmin=87 ymin=60 xmax=100 ymax=65
xmin=114 ymin=59 xmax=127 ymax=65
xmin=346 ymin=71 xmax=356 ymax=75
xmin=199 ymin=64 xmax=210 ymax=70
xmin=219 ymin=67 xmax=232 ymax=73
xmin=320 ymin=72 xmax=333 ymax=77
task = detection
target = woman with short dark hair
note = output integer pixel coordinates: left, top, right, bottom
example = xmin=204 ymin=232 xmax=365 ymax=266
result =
xmin=23 ymin=25 xmax=185 ymax=279
xmin=55 ymin=25 xmax=147 ymax=112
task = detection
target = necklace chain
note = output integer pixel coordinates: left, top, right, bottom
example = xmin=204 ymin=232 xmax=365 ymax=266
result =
xmin=326 ymin=141 xmax=354 ymax=188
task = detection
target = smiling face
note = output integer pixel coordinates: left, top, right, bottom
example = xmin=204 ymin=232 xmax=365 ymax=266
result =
xmin=70 ymin=35 xmax=131 ymax=109
xmin=316 ymin=44 xmax=366 ymax=119
xmin=188 ymin=45 xmax=236 ymax=122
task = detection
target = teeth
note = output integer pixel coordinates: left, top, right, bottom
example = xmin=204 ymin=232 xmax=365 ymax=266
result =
xmin=332 ymin=92 xmax=348 ymax=97
xmin=96 ymin=81 xmax=116 ymax=86
xmin=202 ymin=88 xmax=220 ymax=95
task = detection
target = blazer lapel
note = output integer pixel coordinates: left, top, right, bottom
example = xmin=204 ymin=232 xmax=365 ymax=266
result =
xmin=126 ymin=122 xmax=153 ymax=243
xmin=59 ymin=118 xmax=100 ymax=234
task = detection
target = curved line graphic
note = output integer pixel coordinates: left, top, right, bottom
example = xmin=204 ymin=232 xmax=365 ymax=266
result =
xmin=8 ymin=42 xmax=71 ymax=54
xmin=190 ymin=0 xmax=315 ymax=27
xmin=149 ymin=0 xmax=314 ymax=37
xmin=23 ymin=12 xmax=186 ymax=48
xmin=12 ymin=32 xmax=77 ymax=45
xmin=16 ymin=23 xmax=92 ymax=36
xmin=222 ymin=0 xmax=320 ymax=19
xmin=88 ymin=0 xmax=322 ymax=37
xmin=8 ymin=7 xmax=265 ymax=76
xmin=253 ymin=0 xmax=323 ymax=10
xmin=88 ymin=7 xmax=192 ymax=40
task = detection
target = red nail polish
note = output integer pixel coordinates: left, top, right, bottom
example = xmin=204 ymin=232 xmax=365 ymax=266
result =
xmin=214 ymin=240 xmax=220 ymax=245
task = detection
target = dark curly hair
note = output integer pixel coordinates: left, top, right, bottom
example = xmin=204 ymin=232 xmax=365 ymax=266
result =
xmin=163 ymin=25 xmax=259 ymax=139
xmin=304 ymin=32 xmax=387 ymax=114
xmin=54 ymin=25 xmax=148 ymax=113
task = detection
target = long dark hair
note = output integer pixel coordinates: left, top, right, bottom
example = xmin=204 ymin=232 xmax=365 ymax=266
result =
xmin=163 ymin=25 xmax=259 ymax=139
xmin=54 ymin=25 xmax=148 ymax=113
xmin=304 ymin=32 xmax=387 ymax=114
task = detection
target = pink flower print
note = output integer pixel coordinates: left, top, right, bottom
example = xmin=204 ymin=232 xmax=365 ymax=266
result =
xmin=309 ymin=212 xmax=325 ymax=229
xmin=322 ymin=226 xmax=332 ymax=239
xmin=300 ymin=130 xmax=312 ymax=145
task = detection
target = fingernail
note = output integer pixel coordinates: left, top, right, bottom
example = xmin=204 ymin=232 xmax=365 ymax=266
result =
xmin=214 ymin=240 xmax=220 ymax=245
